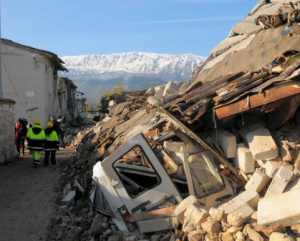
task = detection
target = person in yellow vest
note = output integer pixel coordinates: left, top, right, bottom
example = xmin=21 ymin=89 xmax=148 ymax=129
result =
xmin=27 ymin=119 xmax=46 ymax=167
xmin=44 ymin=121 xmax=59 ymax=166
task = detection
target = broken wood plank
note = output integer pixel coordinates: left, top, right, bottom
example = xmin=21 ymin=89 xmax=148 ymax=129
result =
xmin=125 ymin=206 xmax=176 ymax=222
xmin=215 ymin=82 xmax=300 ymax=119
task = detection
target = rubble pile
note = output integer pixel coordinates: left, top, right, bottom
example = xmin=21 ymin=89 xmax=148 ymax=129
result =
xmin=172 ymin=122 xmax=300 ymax=241
xmin=47 ymin=91 xmax=148 ymax=241
xmin=49 ymin=1 xmax=300 ymax=241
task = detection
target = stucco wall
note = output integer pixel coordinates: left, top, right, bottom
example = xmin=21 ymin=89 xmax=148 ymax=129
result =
xmin=1 ymin=42 xmax=57 ymax=127
xmin=0 ymin=101 xmax=17 ymax=163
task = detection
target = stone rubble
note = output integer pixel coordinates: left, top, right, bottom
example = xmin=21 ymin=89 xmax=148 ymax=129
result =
xmin=46 ymin=1 xmax=300 ymax=240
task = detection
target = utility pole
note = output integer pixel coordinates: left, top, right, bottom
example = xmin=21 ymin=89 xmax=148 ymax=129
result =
xmin=0 ymin=0 xmax=3 ymax=98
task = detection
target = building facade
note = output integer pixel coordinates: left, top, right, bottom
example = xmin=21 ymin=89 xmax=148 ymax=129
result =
xmin=75 ymin=91 xmax=87 ymax=119
xmin=0 ymin=98 xmax=17 ymax=163
xmin=1 ymin=38 xmax=67 ymax=127
xmin=56 ymin=77 xmax=77 ymax=121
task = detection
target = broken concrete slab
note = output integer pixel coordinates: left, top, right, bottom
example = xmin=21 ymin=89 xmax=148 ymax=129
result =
xmin=245 ymin=169 xmax=270 ymax=193
xmin=258 ymin=187 xmax=300 ymax=227
xmin=217 ymin=130 xmax=237 ymax=158
xmin=265 ymin=165 xmax=294 ymax=197
xmin=235 ymin=144 xmax=255 ymax=174
xmin=243 ymin=125 xmax=279 ymax=161
xmin=218 ymin=190 xmax=259 ymax=214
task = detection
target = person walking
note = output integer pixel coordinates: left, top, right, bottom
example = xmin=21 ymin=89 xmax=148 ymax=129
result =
xmin=44 ymin=121 xmax=59 ymax=166
xmin=26 ymin=119 xmax=45 ymax=167
xmin=53 ymin=118 xmax=64 ymax=147
xmin=15 ymin=119 xmax=23 ymax=156
xmin=19 ymin=119 xmax=28 ymax=156
xmin=15 ymin=119 xmax=28 ymax=157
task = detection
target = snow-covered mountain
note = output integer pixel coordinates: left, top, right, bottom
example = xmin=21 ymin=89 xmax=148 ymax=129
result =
xmin=60 ymin=52 xmax=205 ymax=102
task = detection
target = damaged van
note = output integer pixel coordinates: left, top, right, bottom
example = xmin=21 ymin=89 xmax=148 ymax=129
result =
xmin=91 ymin=126 xmax=236 ymax=233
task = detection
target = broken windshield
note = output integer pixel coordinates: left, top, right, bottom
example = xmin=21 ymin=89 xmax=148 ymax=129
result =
xmin=113 ymin=145 xmax=162 ymax=198
xmin=188 ymin=152 xmax=224 ymax=198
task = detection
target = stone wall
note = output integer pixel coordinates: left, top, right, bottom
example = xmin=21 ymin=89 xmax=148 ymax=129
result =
xmin=0 ymin=99 xmax=17 ymax=163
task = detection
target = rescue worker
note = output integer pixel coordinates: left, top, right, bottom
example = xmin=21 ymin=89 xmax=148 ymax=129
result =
xmin=44 ymin=121 xmax=59 ymax=166
xmin=26 ymin=119 xmax=45 ymax=167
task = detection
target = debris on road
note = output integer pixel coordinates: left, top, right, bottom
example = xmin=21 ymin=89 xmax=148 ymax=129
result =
xmin=48 ymin=1 xmax=300 ymax=241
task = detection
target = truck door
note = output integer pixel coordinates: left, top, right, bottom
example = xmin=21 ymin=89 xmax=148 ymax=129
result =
xmin=101 ymin=134 xmax=182 ymax=214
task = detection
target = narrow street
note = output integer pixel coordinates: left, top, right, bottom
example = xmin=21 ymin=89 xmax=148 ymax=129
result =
xmin=0 ymin=150 xmax=73 ymax=241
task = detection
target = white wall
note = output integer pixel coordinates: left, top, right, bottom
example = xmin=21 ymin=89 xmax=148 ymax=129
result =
xmin=0 ymin=101 xmax=17 ymax=163
xmin=1 ymin=43 xmax=58 ymax=127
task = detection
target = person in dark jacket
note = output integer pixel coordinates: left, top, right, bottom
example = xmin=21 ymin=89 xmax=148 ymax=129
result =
xmin=27 ymin=119 xmax=45 ymax=167
xmin=44 ymin=121 xmax=59 ymax=166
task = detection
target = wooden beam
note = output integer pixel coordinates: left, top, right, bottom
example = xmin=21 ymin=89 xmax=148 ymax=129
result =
xmin=125 ymin=206 xmax=176 ymax=222
xmin=215 ymin=83 xmax=300 ymax=119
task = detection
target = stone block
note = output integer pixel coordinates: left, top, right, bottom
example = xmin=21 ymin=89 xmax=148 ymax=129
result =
xmin=183 ymin=204 xmax=208 ymax=228
xmin=243 ymin=126 xmax=278 ymax=160
xmin=227 ymin=204 xmax=254 ymax=227
xmin=258 ymin=188 xmax=300 ymax=227
xmin=265 ymin=165 xmax=294 ymax=197
xmin=235 ymin=231 xmax=246 ymax=241
xmin=174 ymin=195 xmax=198 ymax=224
xmin=188 ymin=230 xmax=205 ymax=241
xmin=209 ymin=207 xmax=224 ymax=222
xmin=218 ymin=190 xmax=259 ymax=214
xmin=217 ymin=130 xmax=237 ymax=158
xmin=235 ymin=144 xmax=255 ymax=174
xmin=269 ymin=232 xmax=295 ymax=241
xmin=265 ymin=161 xmax=281 ymax=178
xmin=243 ymin=224 xmax=264 ymax=241
xmin=245 ymin=169 xmax=270 ymax=193
xmin=221 ymin=231 xmax=235 ymax=241
xmin=200 ymin=217 xmax=221 ymax=235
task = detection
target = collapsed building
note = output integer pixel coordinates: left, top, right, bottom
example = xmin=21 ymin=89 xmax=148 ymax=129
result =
xmin=50 ymin=1 xmax=300 ymax=241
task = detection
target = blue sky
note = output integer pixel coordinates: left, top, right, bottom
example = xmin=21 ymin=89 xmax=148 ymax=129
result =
xmin=2 ymin=0 xmax=257 ymax=57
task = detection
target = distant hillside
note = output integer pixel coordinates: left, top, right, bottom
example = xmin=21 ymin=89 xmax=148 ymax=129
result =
xmin=60 ymin=52 xmax=205 ymax=102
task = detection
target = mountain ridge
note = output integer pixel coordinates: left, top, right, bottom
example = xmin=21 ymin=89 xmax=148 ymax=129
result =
xmin=60 ymin=52 xmax=205 ymax=102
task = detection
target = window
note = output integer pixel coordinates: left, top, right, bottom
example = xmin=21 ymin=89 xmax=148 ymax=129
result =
xmin=189 ymin=152 xmax=224 ymax=198
xmin=113 ymin=146 xmax=161 ymax=198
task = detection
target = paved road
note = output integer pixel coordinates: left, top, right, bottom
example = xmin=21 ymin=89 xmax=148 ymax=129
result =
xmin=0 ymin=150 xmax=72 ymax=241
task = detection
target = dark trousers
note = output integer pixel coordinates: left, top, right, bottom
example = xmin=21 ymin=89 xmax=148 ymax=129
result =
xmin=16 ymin=137 xmax=25 ymax=155
xmin=44 ymin=150 xmax=56 ymax=165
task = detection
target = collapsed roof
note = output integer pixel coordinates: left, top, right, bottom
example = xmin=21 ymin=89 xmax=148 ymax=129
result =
xmin=165 ymin=1 xmax=300 ymax=127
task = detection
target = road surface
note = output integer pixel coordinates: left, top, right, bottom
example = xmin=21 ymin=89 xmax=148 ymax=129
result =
xmin=0 ymin=150 xmax=72 ymax=241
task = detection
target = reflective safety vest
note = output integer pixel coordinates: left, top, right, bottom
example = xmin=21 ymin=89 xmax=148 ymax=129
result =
xmin=46 ymin=129 xmax=59 ymax=142
xmin=27 ymin=124 xmax=45 ymax=150
xmin=45 ymin=128 xmax=59 ymax=151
